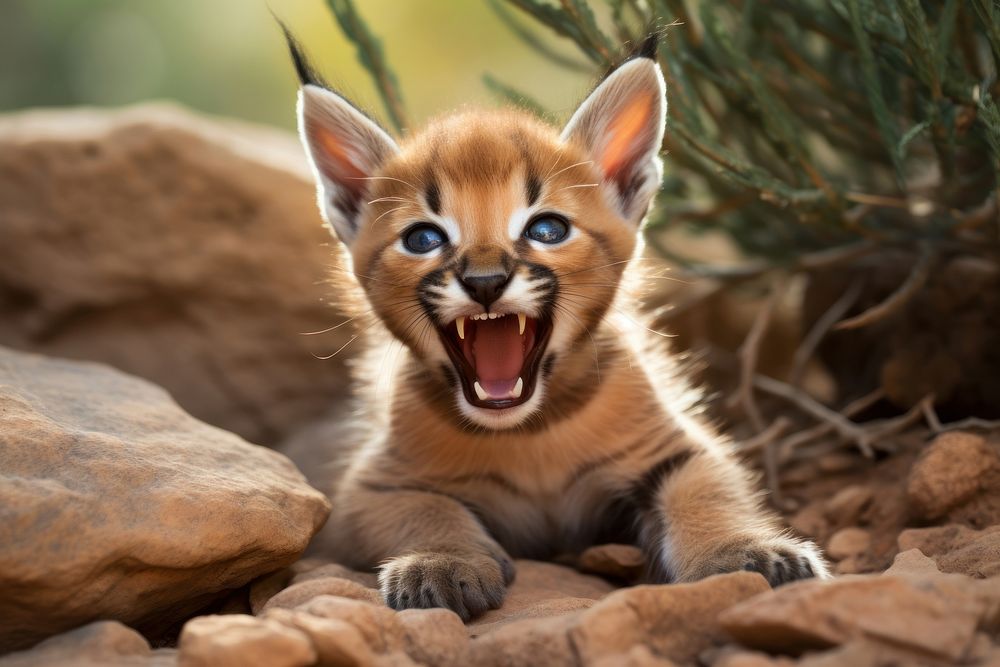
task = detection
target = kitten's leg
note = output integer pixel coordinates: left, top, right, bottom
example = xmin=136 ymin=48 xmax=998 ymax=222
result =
xmin=327 ymin=477 xmax=514 ymax=620
xmin=634 ymin=444 xmax=830 ymax=586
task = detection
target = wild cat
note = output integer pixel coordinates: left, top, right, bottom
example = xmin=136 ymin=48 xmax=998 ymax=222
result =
xmin=281 ymin=29 xmax=829 ymax=620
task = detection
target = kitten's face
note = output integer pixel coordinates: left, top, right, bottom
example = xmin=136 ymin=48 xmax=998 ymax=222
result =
xmin=296 ymin=57 xmax=665 ymax=429
xmin=350 ymin=114 xmax=637 ymax=428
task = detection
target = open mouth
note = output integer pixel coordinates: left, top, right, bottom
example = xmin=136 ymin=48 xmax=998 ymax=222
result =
xmin=437 ymin=312 xmax=552 ymax=410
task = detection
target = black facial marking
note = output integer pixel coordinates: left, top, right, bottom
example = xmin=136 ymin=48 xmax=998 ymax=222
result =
xmin=526 ymin=172 xmax=541 ymax=206
xmin=440 ymin=364 xmax=457 ymax=388
xmin=417 ymin=268 xmax=449 ymax=320
xmin=426 ymin=179 xmax=441 ymax=215
xmin=525 ymin=262 xmax=559 ymax=314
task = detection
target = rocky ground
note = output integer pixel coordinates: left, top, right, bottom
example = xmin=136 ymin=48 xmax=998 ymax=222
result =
xmin=1 ymin=105 xmax=998 ymax=667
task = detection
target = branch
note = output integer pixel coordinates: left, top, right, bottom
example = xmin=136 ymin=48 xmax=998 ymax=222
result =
xmin=833 ymin=245 xmax=933 ymax=331
xmin=751 ymin=373 xmax=877 ymax=457
xmin=789 ymin=277 xmax=864 ymax=388
xmin=775 ymin=388 xmax=887 ymax=464
xmin=325 ymin=0 xmax=409 ymax=134
xmin=731 ymin=277 xmax=789 ymax=432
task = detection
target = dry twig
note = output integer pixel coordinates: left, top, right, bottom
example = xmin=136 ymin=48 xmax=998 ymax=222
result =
xmin=731 ymin=277 xmax=789 ymax=432
xmin=789 ymin=277 xmax=864 ymax=388
xmin=834 ymin=245 xmax=933 ymax=331
xmin=751 ymin=373 xmax=878 ymax=457
xmin=738 ymin=417 xmax=793 ymax=454
xmin=776 ymin=388 xmax=887 ymax=464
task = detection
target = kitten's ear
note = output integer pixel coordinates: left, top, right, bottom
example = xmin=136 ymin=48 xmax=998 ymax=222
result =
xmin=561 ymin=50 xmax=666 ymax=224
xmin=280 ymin=24 xmax=398 ymax=246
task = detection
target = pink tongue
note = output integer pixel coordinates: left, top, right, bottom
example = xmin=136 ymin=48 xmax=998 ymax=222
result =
xmin=472 ymin=316 xmax=523 ymax=396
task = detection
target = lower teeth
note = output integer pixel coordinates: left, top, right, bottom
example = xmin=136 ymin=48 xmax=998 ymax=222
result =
xmin=472 ymin=377 xmax=525 ymax=401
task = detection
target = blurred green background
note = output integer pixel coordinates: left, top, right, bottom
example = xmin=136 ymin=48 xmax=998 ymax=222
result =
xmin=0 ymin=0 xmax=598 ymax=131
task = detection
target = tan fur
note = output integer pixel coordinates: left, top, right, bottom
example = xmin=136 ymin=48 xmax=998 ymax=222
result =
xmin=293 ymin=53 xmax=829 ymax=620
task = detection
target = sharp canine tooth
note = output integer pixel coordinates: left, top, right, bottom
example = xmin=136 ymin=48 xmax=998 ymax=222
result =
xmin=456 ymin=317 xmax=465 ymax=340
xmin=474 ymin=381 xmax=489 ymax=401
xmin=512 ymin=377 xmax=523 ymax=398
xmin=517 ymin=313 xmax=526 ymax=335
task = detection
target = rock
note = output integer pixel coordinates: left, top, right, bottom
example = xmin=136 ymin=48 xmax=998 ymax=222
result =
xmin=291 ymin=561 xmax=380 ymax=589
xmin=265 ymin=595 xmax=468 ymax=666
xmin=906 ymin=432 xmax=1000 ymax=520
xmin=261 ymin=608 xmax=379 ymax=667
xmin=0 ymin=621 xmax=175 ymax=667
xmin=720 ymin=570 xmax=1000 ymax=661
xmin=788 ymin=502 xmax=829 ymax=540
xmin=883 ymin=549 xmax=942 ymax=578
xmin=249 ymin=570 xmax=294 ymax=615
xmin=713 ymin=651 xmax=792 ymax=667
xmin=826 ymin=527 xmax=871 ymax=561
xmin=591 ymin=645 xmax=681 ymax=666
xmin=823 ymin=485 xmax=873 ymax=525
xmin=468 ymin=571 xmax=769 ymax=666
xmin=816 ymin=452 xmax=862 ymax=474
xmin=396 ymin=609 xmax=470 ymax=667
xmin=0 ymin=347 xmax=331 ymax=651
xmin=469 ymin=560 xmax=615 ymax=636
xmin=177 ymin=615 xmax=316 ymax=667
xmin=569 ymin=572 xmax=770 ymax=664
xmin=898 ymin=525 xmax=1000 ymax=579
xmin=289 ymin=595 xmax=408 ymax=655
xmin=577 ymin=544 xmax=646 ymax=581
xmin=833 ymin=556 xmax=862 ymax=576
xmin=260 ymin=577 xmax=383 ymax=612
xmin=792 ymin=639 xmax=949 ymax=667
xmin=0 ymin=104 xmax=353 ymax=445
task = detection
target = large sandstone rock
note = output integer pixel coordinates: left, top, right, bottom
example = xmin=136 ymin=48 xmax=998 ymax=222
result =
xmin=0 ymin=346 xmax=331 ymax=651
xmin=720 ymin=556 xmax=1000 ymax=662
xmin=0 ymin=104 xmax=352 ymax=445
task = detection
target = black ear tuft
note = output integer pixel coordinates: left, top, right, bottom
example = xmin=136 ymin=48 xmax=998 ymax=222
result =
xmin=274 ymin=16 xmax=330 ymax=89
xmin=634 ymin=32 xmax=659 ymax=61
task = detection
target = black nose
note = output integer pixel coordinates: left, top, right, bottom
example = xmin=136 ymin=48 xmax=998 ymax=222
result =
xmin=459 ymin=273 xmax=510 ymax=309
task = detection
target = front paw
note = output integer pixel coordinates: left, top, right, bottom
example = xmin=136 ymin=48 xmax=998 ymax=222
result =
xmin=379 ymin=548 xmax=513 ymax=621
xmin=697 ymin=536 xmax=830 ymax=587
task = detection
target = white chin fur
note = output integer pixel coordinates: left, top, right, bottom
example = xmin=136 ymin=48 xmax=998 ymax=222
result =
xmin=456 ymin=379 xmax=547 ymax=430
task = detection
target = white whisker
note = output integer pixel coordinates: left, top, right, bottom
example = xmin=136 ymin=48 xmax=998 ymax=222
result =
xmin=554 ymin=183 xmax=600 ymax=192
xmin=312 ymin=335 xmax=359 ymax=360
xmin=543 ymin=159 xmax=594 ymax=186
xmin=368 ymin=196 xmax=411 ymax=205
xmin=373 ymin=205 xmax=411 ymax=224
xmin=346 ymin=175 xmax=420 ymax=191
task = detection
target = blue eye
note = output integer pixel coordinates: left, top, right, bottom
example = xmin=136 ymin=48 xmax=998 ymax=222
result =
xmin=403 ymin=224 xmax=447 ymax=254
xmin=525 ymin=215 xmax=569 ymax=244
